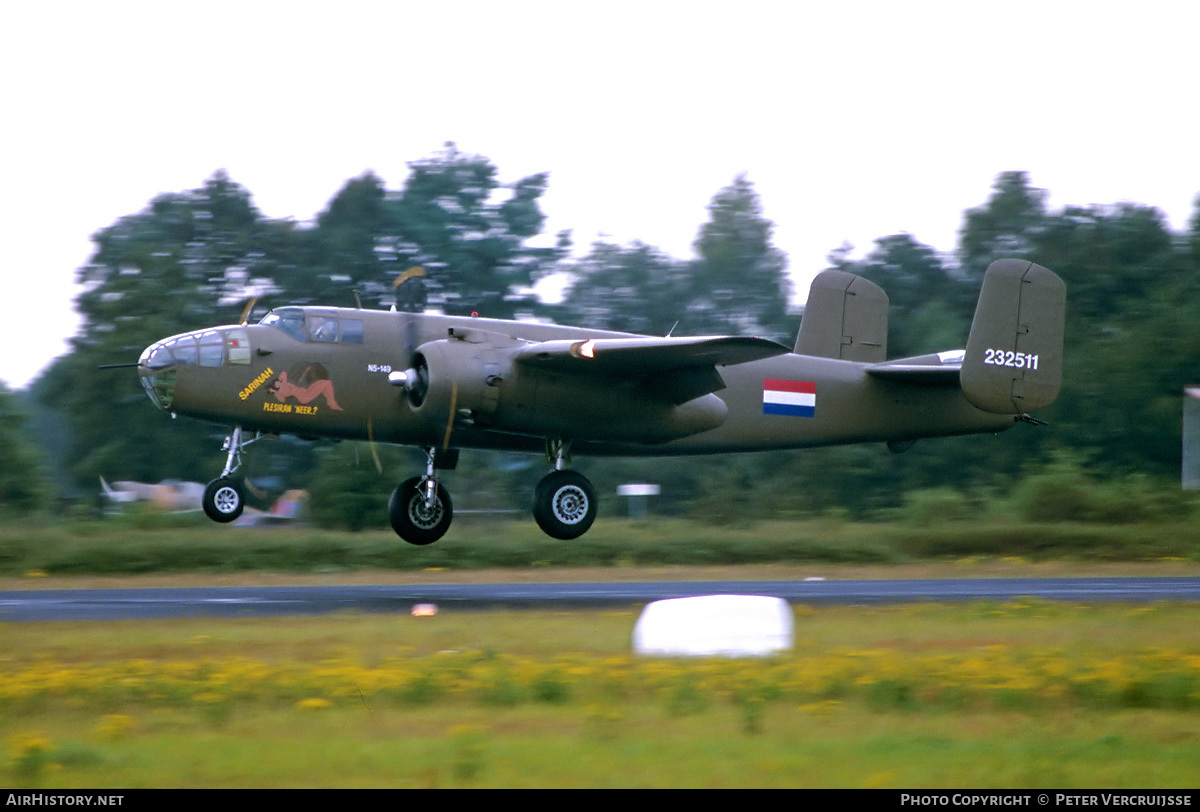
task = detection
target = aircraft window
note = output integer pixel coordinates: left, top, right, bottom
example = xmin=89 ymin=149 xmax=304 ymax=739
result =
xmin=226 ymin=329 xmax=251 ymax=365
xmin=340 ymin=318 xmax=364 ymax=344
xmin=261 ymin=310 xmax=307 ymax=342
xmin=142 ymin=344 xmax=174 ymax=370
xmin=140 ymin=368 xmax=176 ymax=411
xmin=198 ymin=331 xmax=225 ymax=367
xmin=169 ymin=336 xmax=198 ymax=366
xmin=309 ymin=315 xmax=339 ymax=343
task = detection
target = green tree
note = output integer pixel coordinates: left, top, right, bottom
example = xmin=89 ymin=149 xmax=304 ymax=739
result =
xmin=0 ymin=385 xmax=48 ymax=513
xmin=958 ymin=171 xmax=1048 ymax=282
xmin=1015 ymin=200 xmax=1192 ymax=478
xmin=1034 ymin=202 xmax=1179 ymax=323
xmin=51 ymin=171 xmax=295 ymax=489
xmin=1050 ymin=268 xmax=1200 ymax=477
xmin=384 ymin=143 xmax=568 ymax=317
xmin=836 ymin=233 xmax=970 ymax=357
xmin=685 ymin=175 xmax=791 ymax=341
xmin=558 ymin=241 xmax=691 ymax=336
xmin=292 ymin=171 xmax=394 ymax=306
xmin=306 ymin=443 xmax=413 ymax=531
xmin=1189 ymin=193 xmax=1200 ymax=268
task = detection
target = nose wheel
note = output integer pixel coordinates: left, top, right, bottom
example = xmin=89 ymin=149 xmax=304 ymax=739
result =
xmin=202 ymin=478 xmax=245 ymax=523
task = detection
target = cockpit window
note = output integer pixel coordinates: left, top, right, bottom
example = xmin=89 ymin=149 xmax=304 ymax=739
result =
xmin=260 ymin=309 xmax=364 ymax=344
xmin=341 ymin=319 xmax=364 ymax=344
xmin=260 ymin=309 xmax=307 ymax=342
xmin=309 ymin=314 xmax=339 ymax=343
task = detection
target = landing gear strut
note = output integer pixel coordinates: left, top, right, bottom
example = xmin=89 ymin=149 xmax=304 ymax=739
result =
xmin=389 ymin=448 xmax=454 ymax=545
xmin=201 ymin=427 xmax=258 ymax=524
xmin=532 ymin=439 xmax=597 ymax=540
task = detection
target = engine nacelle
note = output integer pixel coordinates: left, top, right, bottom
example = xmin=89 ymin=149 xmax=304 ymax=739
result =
xmin=404 ymin=338 xmax=507 ymax=429
xmin=399 ymin=336 xmax=729 ymax=445
xmin=497 ymin=370 xmax=729 ymax=443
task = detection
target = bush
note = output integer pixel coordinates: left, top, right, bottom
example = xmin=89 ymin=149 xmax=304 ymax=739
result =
xmin=900 ymin=488 xmax=978 ymax=526
xmin=1011 ymin=453 xmax=1195 ymax=524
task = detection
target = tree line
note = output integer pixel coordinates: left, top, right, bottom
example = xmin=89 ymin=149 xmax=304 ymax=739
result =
xmin=3 ymin=145 xmax=1199 ymax=522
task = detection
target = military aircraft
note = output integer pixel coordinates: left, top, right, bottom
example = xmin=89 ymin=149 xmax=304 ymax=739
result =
xmin=133 ymin=258 xmax=1064 ymax=545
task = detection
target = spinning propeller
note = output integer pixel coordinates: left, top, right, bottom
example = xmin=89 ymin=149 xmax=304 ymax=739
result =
xmin=389 ymin=266 xmax=458 ymax=451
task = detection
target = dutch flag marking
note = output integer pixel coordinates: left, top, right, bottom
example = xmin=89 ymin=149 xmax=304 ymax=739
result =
xmin=763 ymin=379 xmax=816 ymax=418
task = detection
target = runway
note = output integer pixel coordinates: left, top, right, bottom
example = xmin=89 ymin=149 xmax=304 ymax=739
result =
xmin=1 ymin=577 xmax=1199 ymax=621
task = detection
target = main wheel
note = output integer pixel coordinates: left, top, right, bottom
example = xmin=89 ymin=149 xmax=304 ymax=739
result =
xmin=533 ymin=470 xmax=597 ymax=540
xmin=389 ymin=476 xmax=453 ymax=545
xmin=202 ymin=478 xmax=245 ymax=523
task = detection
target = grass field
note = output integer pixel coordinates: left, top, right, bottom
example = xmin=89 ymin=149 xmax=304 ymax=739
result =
xmin=3 ymin=589 xmax=1200 ymax=788
xmin=3 ymin=512 xmax=1199 ymax=575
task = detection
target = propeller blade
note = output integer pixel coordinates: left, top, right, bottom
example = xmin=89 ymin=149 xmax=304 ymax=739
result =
xmin=239 ymin=297 xmax=259 ymax=325
xmin=367 ymin=418 xmax=383 ymax=475
xmin=392 ymin=265 xmax=426 ymax=289
xmin=243 ymin=478 xmax=270 ymax=499
xmin=394 ymin=266 xmax=427 ymax=315
xmin=442 ymin=382 xmax=458 ymax=451
xmin=406 ymin=319 xmax=418 ymax=363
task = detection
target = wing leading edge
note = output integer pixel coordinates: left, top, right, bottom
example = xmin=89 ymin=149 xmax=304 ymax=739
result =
xmin=514 ymin=335 xmax=790 ymax=373
xmin=513 ymin=335 xmax=791 ymax=404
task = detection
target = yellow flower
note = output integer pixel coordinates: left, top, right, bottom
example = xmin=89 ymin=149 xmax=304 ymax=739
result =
xmin=96 ymin=714 xmax=135 ymax=740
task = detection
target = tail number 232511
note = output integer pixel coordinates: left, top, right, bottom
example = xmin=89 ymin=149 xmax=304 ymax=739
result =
xmin=983 ymin=349 xmax=1039 ymax=370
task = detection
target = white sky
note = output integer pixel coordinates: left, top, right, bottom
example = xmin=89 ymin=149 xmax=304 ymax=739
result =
xmin=2 ymin=0 xmax=1197 ymax=389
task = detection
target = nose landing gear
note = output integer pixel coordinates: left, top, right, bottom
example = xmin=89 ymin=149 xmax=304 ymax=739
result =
xmin=201 ymin=427 xmax=259 ymax=524
xmin=202 ymin=478 xmax=245 ymax=523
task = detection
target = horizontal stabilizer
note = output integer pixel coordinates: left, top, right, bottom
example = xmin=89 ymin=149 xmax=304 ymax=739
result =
xmin=866 ymin=351 xmax=964 ymax=386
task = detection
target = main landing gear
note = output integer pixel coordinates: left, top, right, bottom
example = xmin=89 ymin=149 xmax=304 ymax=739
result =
xmin=532 ymin=439 xmax=596 ymax=540
xmin=387 ymin=440 xmax=598 ymax=546
xmin=388 ymin=449 xmax=454 ymax=545
xmin=199 ymin=428 xmax=599 ymax=545
xmin=201 ymin=426 xmax=260 ymax=523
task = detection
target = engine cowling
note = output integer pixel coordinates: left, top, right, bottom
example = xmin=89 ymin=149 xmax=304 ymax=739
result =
xmin=396 ymin=330 xmax=733 ymax=445
xmin=402 ymin=338 xmax=507 ymax=429
xmin=402 ymin=339 xmax=728 ymax=445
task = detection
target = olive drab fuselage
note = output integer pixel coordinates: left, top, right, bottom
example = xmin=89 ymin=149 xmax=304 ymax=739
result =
xmin=136 ymin=259 xmax=1065 ymax=543
xmin=140 ymin=309 xmax=1014 ymax=456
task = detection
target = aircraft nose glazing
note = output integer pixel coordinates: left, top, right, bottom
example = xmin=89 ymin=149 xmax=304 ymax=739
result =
xmin=138 ymin=340 xmax=178 ymax=411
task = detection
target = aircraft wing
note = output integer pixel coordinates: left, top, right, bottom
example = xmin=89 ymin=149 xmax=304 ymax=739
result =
xmin=513 ymin=335 xmax=790 ymax=403
xmin=865 ymin=350 xmax=964 ymax=386
xmin=514 ymin=335 xmax=789 ymax=374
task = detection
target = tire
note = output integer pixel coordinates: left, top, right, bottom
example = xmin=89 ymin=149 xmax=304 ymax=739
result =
xmin=389 ymin=476 xmax=453 ymax=545
xmin=202 ymin=478 xmax=245 ymax=523
xmin=533 ymin=470 xmax=597 ymax=540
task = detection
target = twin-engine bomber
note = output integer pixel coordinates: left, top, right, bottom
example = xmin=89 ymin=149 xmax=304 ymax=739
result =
xmin=134 ymin=259 xmax=1065 ymax=544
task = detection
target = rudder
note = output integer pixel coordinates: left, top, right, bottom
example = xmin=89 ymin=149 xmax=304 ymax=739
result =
xmin=961 ymin=259 xmax=1065 ymax=415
